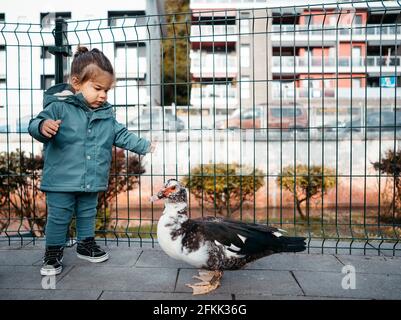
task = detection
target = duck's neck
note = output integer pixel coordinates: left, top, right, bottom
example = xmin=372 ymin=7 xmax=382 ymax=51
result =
xmin=163 ymin=202 xmax=189 ymax=224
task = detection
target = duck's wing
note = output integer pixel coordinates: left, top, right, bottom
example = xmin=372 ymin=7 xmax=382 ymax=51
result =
xmin=194 ymin=216 xmax=305 ymax=255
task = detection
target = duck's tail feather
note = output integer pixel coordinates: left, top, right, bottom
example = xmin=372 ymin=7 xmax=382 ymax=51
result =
xmin=277 ymin=236 xmax=307 ymax=253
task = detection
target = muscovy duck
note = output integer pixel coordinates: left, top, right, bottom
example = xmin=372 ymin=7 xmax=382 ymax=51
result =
xmin=150 ymin=179 xmax=307 ymax=295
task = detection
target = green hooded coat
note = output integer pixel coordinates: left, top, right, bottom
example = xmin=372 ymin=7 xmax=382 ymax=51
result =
xmin=28 ymin=83 xmax=150 ymax=192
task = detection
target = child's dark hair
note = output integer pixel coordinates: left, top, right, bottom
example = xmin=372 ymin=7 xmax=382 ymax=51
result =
xmin=71 ymin=46 xmax=114 ymax=83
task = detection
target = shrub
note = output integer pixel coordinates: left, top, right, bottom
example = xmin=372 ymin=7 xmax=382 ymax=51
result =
xmin=0 ymin=149 xmax=45 ymax=236
xmin=182 ymin=163 xmax=265 ymax=217
xmin=277 ymin=164 xmax=336 ymax=219
xmin=0 ymin=147 xmax=146 ymax=238
xmin=372 ymin=149 xmax=401 ymax=223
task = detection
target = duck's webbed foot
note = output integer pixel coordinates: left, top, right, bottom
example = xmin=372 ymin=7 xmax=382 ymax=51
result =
xmin=186 ymin=270 xmax=223 ymax=295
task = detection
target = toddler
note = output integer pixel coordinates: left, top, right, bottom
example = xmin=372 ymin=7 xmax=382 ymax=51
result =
xmin=28 ymin=46 xmax=155 ymax=276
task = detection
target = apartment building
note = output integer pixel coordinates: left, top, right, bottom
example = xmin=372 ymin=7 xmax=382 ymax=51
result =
xmin=271 ymin=3 xmax=401 ymax=110
xmin=0 ymin=0 xmax=164 ymax=132
xmin=190 ymin=0 xmax=269 ymax=113
xmin=189 ymin=0 xmax=401 ymax=116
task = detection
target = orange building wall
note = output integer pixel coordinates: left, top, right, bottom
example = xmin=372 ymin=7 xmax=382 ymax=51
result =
xmin=296 ymin=10 xmax=368 ymax=89
xmin=300 ymin=9 xmax=368 ymax=26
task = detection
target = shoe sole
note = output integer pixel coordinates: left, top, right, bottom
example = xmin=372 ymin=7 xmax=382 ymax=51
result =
xmin=40 ymin=266 xmax=62 ymax=276
xmin=77 ymin=252 xmax=109 ymax=263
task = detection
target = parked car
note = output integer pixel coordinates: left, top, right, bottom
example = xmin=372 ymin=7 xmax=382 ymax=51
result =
xmin=16 ymin=116 xmax=31 ymax=133
xmin=342 ymin=110 xmax=401 ymax=132
xmin=127 ymin=111 xmax=185 ymax=132
xmin=216 ymin=107 xmax=263 ymax=129
xmin=317 ymin=119 xmax=348 ymax=133
xmin=216 ymin=104 xmax=308 ymax=130
xmin=317 ymin=110 xmax=401 ymax=134
xmin=0 ymin=124 xmax=10 ymax=133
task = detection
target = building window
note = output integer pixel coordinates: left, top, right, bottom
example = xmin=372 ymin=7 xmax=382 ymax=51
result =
xmin=0 ymin=13 xmax=5 ymax=22
xmin=108 ymin=11 xmax=145 ymax=27
xmin=304 ymin=14 xmax=312 ymax=25
xmin=367 ymin=77 xmax=379 ymax=88
xmin=352 ymin=79 xmax=362 ymax=88
xmin=115 ymin=42 xmax=145 ymax=55
xmin=0 ymin=79 xmax=5 ymax=109
xmin=240 ymin=45 xmax=250 ymax=68
xmin=115 ymin=42 xmax=146 ymax=78
xmin=240 ymin=12 xmax=250 ymax=33
xmin=41 ymin=75 xmax=55 ymax=90
xmin=40 ymin=12 xmax=71 ymax=28
xmin=353 ymin=14 xmax=363 ymax=26
xmin=352 ymin=47 xmax=362 ymax=66
xmin=0 ymin=45 xmax=5 ymax=63
xmin=0 ymin=46 xmax=5 ymax=81
xmin=324 ymin=79 xmax=332 ymax=89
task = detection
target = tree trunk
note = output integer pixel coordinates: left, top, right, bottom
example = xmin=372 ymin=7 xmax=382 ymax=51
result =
xmin=296 ymin=198 xmax=306 ymax=220
xmin=225 ymin=190 xmax=232 ymax=218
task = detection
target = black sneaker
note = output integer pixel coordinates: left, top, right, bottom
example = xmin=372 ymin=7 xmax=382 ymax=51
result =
xmin=76 ymin=237 xmax=109 ymax=263
xmin=40 ymin=246 xmax=64 ymax=276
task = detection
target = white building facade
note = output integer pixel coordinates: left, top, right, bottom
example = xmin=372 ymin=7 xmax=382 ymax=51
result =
xmin=0 ymin=0 xmax=164 ymax=132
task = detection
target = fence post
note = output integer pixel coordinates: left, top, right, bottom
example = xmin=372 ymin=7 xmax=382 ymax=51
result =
xmin=49 ymin=17 xmax=73 ymax=245
xmin=48 ymin=18 xmax=71 ymax=84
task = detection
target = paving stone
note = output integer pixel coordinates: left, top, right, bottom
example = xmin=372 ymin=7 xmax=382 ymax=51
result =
xmin=56 ymin=266 xmax=177 ymax=292
xmin=335 ymin=254 xmax=401 ymax=275
xmin=96 ymin=239 xmax=158 ymax=250
xmin=0 ymin=288 xmax=102 ymax=300
xmin=0 ymin=265 xmax=73 ymax=290
xmin=176 ymin=268 xmax=303 ymax=296
xmin=1 ymin=243 xmax=401 ymax=300
xmin=305 ymin=240 xmax=387 ymax=256
xmin=245 ymin=252 xmax=343 ymax=272
xmin=31 ymin=247 xmax=143 ymax=268
xmin=0 ymin=249 xmax=43 ymax=266
xmin=136 ymin=249 xmax=193 ymax=269
xmin=293 ymin=270 xmax=401 ymax=300
xmin=0 ymin=241 xmax=28 ymax=250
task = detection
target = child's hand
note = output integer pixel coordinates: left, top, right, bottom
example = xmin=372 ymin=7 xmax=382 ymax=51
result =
xmin=41 ymin=119 xmax=62 ymax=138
xmin=148 ymin=142 xmax=157 ymax=153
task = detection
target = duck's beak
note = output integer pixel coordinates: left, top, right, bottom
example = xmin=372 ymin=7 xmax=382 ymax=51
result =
xmin=149 ymin=190 xmax=164 ymax=202
xmin=149 ymin=184 xmax=178 ymax=202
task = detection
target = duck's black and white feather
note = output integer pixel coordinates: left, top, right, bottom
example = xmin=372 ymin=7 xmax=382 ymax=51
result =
xmin=153 ymin=179 xmax=306 ymax=271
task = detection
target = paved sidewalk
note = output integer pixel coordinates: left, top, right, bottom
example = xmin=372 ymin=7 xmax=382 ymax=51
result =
xmin=0 ymin=240 xmax=401 ymax=300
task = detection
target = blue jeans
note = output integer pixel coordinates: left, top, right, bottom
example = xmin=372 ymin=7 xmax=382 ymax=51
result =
xmin=45 ymin=192 xmax=98 ymax=246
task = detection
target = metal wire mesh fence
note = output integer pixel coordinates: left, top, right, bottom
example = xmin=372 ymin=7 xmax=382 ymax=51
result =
xmin=0 ymin=1 xmax=400 ymax=254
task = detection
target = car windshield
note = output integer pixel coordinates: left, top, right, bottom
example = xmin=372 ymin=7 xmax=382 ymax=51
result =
xmin=366 ymin=112 xmax=401 ymax=124
xmin=271 ymin=108 xmax=302 ymax=117
xmin=230 ymin=108 xmax=262 ymax=118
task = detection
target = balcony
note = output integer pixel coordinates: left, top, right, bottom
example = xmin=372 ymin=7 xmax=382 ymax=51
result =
xmin=271 ymin=24 xmax=401 ymax=46
xmin=191 ymin=54 xmax=237 ymax=78
xmin=272 ymin=85 xmax=401 ymax=100
xmin=190 ymin=25 xmax=237 ymax=42
xmin=272 ymin=56 xmax=401 ymax=75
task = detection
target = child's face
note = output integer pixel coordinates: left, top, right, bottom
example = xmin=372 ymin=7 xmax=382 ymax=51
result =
xmin=73 ymin=70 xmax=114 ymax=108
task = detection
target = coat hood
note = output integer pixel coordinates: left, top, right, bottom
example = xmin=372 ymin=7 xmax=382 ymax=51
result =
xmin=43 ymin=83 xmax=112 ymax=112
